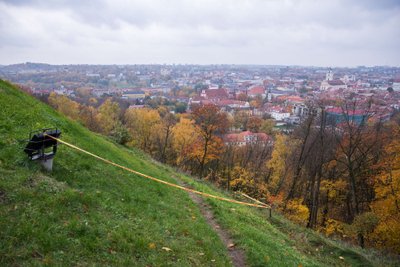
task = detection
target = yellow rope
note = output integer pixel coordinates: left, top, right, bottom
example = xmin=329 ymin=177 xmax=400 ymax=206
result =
xmin=45 ymin=134 xmax=270 ymax=209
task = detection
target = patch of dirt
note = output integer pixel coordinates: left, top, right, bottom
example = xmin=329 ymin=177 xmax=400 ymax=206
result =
xmin=176 ymin=178 xmax=247 ymax=267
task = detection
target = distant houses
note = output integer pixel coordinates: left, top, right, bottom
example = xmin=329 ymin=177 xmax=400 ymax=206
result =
xmin=247 ymin=85 xmax=266 ymax=98
xmin=200 ymin=88 xmax=229 ymax=101
xmin=320 ymin=70 xmax=348 ymax=91
xmin=122 ymin=90 xmax=146 ymax=99
xmin=393 ymin=79 xmax=400 ymax=91
xmin=223 ymin=131 xmax=272 ymax=146
xmin=320 ymin=80 xmax=347 ymax=91
xmin=325 ymin=107 xmax=368 ymax=125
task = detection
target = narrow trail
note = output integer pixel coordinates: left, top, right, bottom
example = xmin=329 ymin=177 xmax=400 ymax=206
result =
xmin=175 ymin=177 xmax=246 ymax=267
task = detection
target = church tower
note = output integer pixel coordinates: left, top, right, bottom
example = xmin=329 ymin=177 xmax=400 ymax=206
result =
xmin=326 ymin=69 xmax=334 ymax=81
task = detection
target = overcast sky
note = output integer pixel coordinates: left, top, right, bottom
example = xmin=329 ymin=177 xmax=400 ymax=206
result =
xmin=0 ymin=0 xmax=399 ymax=66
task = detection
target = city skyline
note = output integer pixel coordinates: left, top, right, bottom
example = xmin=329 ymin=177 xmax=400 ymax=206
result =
xmin=1 ymin=0 xmax=399 ymax=67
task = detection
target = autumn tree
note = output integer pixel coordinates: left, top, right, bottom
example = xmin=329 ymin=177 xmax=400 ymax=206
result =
xmin=286 ymin=113 xmax=317 ymax=201
xmin=96 ymin=98 xmax=122 ymax=135
xmin=236 ymin=93 xmax=248 ymax=102
xmin=233 ymin=110 xmax=249 ymax=130
xmin=171 ymin=117 xmax=200 ymax=168
xmin=78 ymin=105 xmax=98 ymax=131
xmin=304 ymin=108 xmax=336 ymax=229
xmin=247 ymin=116 xmax=263 ymax=132
xmin=267 ymin=134 xmax=290 ymax=195
xmin=48 ymin=92 xmax=80 ymax=120
xmin=191 ymin=104 xmax=229 ymax=178
xmin=370 ymin=123 xmax=400 ymax=253
xmin=250 ymin=95 xmax=263 ymax=109
xmin=333 ymin=100 xmax=383 ymax=247
xmin=124 ymin=108 xmax=161 ymax=152
xmin=154 ymin=112 xmax=177 ymax=163
xmin=260 ymin=119 xmax=275 ymax=135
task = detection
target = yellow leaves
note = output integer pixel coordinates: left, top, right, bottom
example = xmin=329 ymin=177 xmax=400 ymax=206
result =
xmin=125 ymin=108 xmax=161 ymax=150
xmin=97 ymin=98 xmax=121 ymax=135
xmin=370 ymin=215 xmax=400 ymax=253
xmin=172 ymin=118 xmax=199 ymax=160
xmin=323 ymin=218 xmax=344 ymax=237
xmin=267 ymin=134 xmax=289 ymax=193
xmin=369 ymin=125 xmax=400 ymax=253
xmin=79 ymin=105 xmax=98 ymax=131
xmin=48 ymin=92 xmax=80 ymax=120
xmin=247 ymin=116 xmax=263 ymax=132
xmin=285 ymin=198 xmax=309 ymax=226
xmin=148 ymin=243 xmax=174 ymax=253
xmin=229 ymin=166 xmax=253 ymax=191
xmin=320 ymin=179 xmax=347 ymax=202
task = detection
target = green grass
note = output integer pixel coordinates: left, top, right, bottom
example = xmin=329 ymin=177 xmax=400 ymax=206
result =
xmin=174 ymin=173 xmax=399 ymax=267
xmin=0 ymin=79 xmax=398 ymax=266
xmin=0 ymin=80 xmax=231 ymax=266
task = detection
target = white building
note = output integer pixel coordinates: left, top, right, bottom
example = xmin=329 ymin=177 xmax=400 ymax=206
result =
xmin=326 ymin=69 xmax=334 ymax=81
xmin=393 ymin=80 xmax=400 ymax=91
xmin=270 ymin=111 xmax=290 ymax=121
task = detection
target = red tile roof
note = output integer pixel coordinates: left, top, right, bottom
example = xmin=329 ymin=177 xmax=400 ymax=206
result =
xmin=328 ymin=80 xmax=345 ymax=86
xmin=201 ymin=88 xmax=229 ymax=100
xmin=325 ymin=107 xmax=366 ymax=116
xmin=248 ymin=86 xmax=265 ymax=95
xmin=224 ymin=131 xmax=271 ymax=144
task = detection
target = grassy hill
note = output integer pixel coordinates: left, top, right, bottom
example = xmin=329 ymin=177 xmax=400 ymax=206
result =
xmin=0 ymin=80 xmax=396 ymax=266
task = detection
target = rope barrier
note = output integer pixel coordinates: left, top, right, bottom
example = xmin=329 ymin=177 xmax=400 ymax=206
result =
xmin=45 ymin=134 xmax=270 ymax=209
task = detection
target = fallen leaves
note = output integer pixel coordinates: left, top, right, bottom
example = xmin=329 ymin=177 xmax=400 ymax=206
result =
xmin=227 ymin=243 xmax=235 ymax=249
xmin=161 ymin=247 xmax=172 ymax=252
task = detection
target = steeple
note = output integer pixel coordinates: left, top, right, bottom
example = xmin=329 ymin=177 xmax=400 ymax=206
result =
xmin=326 ymin=68 xmax=334 ymax=81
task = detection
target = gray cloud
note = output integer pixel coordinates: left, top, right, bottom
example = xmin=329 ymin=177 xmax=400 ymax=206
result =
xmin=0 ymin=0 xmax=399 ymax=66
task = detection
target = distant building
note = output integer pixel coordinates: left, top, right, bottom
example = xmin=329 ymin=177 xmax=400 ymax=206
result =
xmin=320 ymin=80 xmax=347 ymax=91
xmin=86 ymin=73 xmax=100 ymax=77
xmin=320 ymin=69 xmax=348 ymax=90
xmin=270 ymin=110 xmax=290 ymax=121
xmin=200 ymin=88 xmax=229 ymax=101
xmin=325 ymin=107 xmax=368 ymax=125
xmin=341 ymin=74 xmax=356 ymax=84
xmin=326 ymin=69 xmax=334 ymax=81
xmin=267 ymin=106 xmax=291 ymax=121
xmin=292 ymin=103 xmax=320 ymax=118
xmin=224 ymin=131 xmax=272 ymax=146
xmin=215 ymin=99 xmax=250 ymax=109
xmin=285 ymin=116 xmax=301 ymax=125
xmin=247 ymin=85 xmax=266 ymax=98
xmin=122 ymin=90 xmax=146 ymax=99
xmin=128 ymin=105 xmax=145 ymax=109
xmin=392 ymin=79 xmax=400 ymax=91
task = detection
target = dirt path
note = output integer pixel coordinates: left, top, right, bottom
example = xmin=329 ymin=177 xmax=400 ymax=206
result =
xmin=175 ymin=178 xmax=246 ymax=267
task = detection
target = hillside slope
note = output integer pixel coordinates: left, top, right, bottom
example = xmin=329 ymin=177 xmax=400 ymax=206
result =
xmin=0 ymin=80 xmax=395 ymax=266
xmin=0 ymin=80 xmax=231 ymax=266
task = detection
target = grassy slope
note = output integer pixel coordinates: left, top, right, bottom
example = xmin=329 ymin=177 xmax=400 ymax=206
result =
xmin=0 ymin=80 xmax=231 ymax=266
xmin=0 ymin=80 xmax=397 ymax=266
xmin=176 ymin=174 xmax=398 ymax=267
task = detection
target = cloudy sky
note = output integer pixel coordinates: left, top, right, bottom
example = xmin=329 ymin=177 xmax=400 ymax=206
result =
xmin=0 ymin=0 xmax=399 ymax=66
